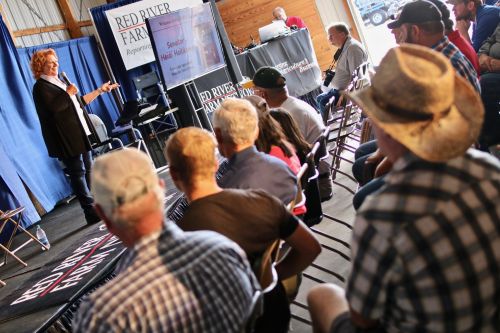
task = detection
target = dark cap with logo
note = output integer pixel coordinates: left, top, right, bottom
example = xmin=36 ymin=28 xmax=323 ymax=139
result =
xmin=251 ymin=66 xmax=286 ymax=89
xmin=387 ymin=0 xmax=442 ymax=29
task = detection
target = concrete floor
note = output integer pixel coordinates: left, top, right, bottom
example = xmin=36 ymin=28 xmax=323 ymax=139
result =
xmin=290 ymin=147 xmax=357 ymax=332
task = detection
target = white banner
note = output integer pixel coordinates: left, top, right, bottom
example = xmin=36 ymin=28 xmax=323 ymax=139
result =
xmin=105 ymin=0 xmax=202 ymax=70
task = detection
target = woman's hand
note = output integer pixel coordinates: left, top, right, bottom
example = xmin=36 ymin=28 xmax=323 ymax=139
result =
xmin=100 ymin=81 xmax=120 ymax=93
xmin=66 ymin=84 xmax=78 ymax=95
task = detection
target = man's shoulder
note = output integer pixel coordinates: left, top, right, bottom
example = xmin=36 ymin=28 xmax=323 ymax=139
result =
xmin=282 ymin=96 xmax=319 ymax=115
xmin=477 ymin=4 xmax=500 ymax=18
xmin=244 ymin=147 xmax=293 ymax=170
xmin=222 ymin=188 xmax=282 ymax=200
xmin=347 ymin=37 xmax=365 ymax=50
xmin=359 ymin=150 xmax=500 ymax=223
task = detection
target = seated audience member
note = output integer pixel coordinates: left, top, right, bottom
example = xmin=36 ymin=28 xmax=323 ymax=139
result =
xmin=307 ymin=45 xmax=500 ymax=333
xmin=72 ymin=149 xmax=259 ymax=332
xmin=316 ymin=23 xmax=368 ymax=117
xmin=270 ymin=107 xmax=312 ymax=164
xmin=428 ymin=0 xmax=481 ymax=74
xmin=388 ymin=0 xmax=480 ymax=91
xmin=352 ymin=0 xmax=486 ymax=209
xmin=249 ymin=67 xmax=333 ymax=200
xmin=255 ymin=107 xmax=301 ymax=176
xmin=448 ymin=0 xmax=500 ymax=51
xmin=213 ymin=98 xmax=297 ymax=205
xmin=477 ymin=23 xmax=500 ymax=149
xmin=255 ymin=107 xmax=306 ymax=215
xmin=273 ymin=6 xmax=307 ymax=29
xmin=251 ymin=67 xmax=324 ymax=144
xmin=166 ymin=127 xmax=321 ymax=333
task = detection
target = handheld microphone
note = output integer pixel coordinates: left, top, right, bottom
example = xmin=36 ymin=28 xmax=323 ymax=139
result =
xmin=60 ymin=72 xmax=71 ymax=86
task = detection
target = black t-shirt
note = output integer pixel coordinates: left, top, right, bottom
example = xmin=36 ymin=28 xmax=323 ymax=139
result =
xmin=178 ymin=189 xmax=298 ymax=262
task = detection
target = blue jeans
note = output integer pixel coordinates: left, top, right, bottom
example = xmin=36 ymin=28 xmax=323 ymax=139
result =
xmin=316 ymin=89 xmax=340 ymax=119
xmin=352 ymin=140 xmax=378 ymax=185
xmin=61 ymin=151 xmax=94 ymax=216
xmin=479 ymin=73 xmax=500 ymax=150
xmin=352 ymin=176 xmax=385 ymax=210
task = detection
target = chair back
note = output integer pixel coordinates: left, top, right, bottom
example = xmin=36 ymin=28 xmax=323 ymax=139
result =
xmin=303 ymin=142 xmax=324 ymax=227
xmin=240 ymin=290 xmax=264 ymax=333
xmin=286 ymin=162 xmax=308 ymax=212
xmin=257 ymin=240 xmax=280 ymax=293
xmin=133 ymin=71 xmax=163 ymax=105
xmin=314 ymin=126 xmax=330 ymax=166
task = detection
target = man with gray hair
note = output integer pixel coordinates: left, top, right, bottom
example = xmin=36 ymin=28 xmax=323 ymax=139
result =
xmin=72 ymin=148 xmax=259 ymax=333
xmin=316 ymin=22 xmax=367 ymax=117
xmin=165 ymin=126 xmax=321 ymax=333
xmin=213 ymin=97 xmax=297 ymax=205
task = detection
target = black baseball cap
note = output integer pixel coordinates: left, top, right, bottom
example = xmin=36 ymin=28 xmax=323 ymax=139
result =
xmin=250 ymin=66 xmax=286 ymax=89
xmin=387 ymin=0 xmax=442 ymax=29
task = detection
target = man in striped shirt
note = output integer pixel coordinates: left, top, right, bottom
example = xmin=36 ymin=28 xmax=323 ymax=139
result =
xmin=307 ymin=45 xmax=500 ymax=332
xmin=72 ymin=148 xmax=259 ymax=333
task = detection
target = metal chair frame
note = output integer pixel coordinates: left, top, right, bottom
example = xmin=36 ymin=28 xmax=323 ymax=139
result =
xmin=0 ymin=207 xmax=49 ymax=286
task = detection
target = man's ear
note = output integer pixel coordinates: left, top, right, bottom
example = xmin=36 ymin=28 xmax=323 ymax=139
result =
xmin=253 ymin=126 xmax=260 ymax=142
xmin=95 ymin=204 xmax=113 ymax=231
xmin=169 ymin=167 xmax=180 ymax=183
xmin=214 ymin=158 xmax=219 ymax=172
xmin=214 ymin=128 xmax=223 ymax=144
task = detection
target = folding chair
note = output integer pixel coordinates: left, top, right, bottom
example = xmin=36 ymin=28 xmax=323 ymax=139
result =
xmin=303 ymin=142 xmax=324 ymax=227
xmin=327 ymin=73 xmax=371 ymax=194
xmin=286 ymin=162 xmax=308 ymax=213
xmin=0 ymin=207 xmax=49 ymax=279
xmin=249 ymin=240 xmax=281 ymax=331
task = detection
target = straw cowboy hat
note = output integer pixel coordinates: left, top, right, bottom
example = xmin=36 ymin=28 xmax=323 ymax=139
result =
xmin=348 ymin=44 xmax=483 ymax=162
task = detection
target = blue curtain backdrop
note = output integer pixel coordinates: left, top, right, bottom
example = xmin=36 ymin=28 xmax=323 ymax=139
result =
xmin=17 ymin=37 xmax=121 ymax=131
xmin=1 ymin=11 xmax=121 ymax=232
xmin=0 ymin=13 xmax=69 ymax=230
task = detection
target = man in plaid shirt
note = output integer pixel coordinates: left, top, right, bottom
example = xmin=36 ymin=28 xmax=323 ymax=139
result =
xmin=307 ymin=45 xmax=500 ymax=332
xmin=72 ymin=148 xmax=259 ymax=333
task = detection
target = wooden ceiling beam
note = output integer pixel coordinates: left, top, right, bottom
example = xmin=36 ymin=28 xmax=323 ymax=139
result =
xmin=56 ymin=0 xmax=83 ymax=38
xmin=13 ymin=20 xmax=91 ymax=38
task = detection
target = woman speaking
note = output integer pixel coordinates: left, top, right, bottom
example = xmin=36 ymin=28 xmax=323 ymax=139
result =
xmin=31 ymin=48 xmax=119 ymax=225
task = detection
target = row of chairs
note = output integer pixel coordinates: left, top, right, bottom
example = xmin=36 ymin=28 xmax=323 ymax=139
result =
xmin=288 ymin=62 xmax=373 ymax=325
xmin=325 ymin=62 xmax=372 ymax=194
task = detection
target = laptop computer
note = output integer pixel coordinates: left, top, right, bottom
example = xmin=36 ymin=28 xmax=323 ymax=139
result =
xmin=258 ymin=20 xmax=289 ymax=43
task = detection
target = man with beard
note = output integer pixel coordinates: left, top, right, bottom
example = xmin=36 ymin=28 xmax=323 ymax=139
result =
xmin=448 ymin=0 xmax=500 ymax=51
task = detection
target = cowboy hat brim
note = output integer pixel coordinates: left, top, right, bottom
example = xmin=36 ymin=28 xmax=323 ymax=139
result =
xmin=348 ymin=72 xmax=483 ymax=162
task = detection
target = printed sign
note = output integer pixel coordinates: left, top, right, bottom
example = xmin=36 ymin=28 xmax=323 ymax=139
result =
xmin=0 ymin=224 xmax=124 ymax=322
xmin=148 ymin=3 xmax=225 ymax=88
xmin=105 ymin=0 xmax=202 ymax=70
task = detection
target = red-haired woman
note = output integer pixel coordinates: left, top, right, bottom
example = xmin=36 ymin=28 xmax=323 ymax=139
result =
xmin=31 ymin=48 xmax=119 ymax=224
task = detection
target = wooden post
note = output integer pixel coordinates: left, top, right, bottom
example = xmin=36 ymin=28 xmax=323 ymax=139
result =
xmin=0 ymin=2 xmax=16 ymax=44
xmin=341 ymin=0 xmax=361 ymax=41
xmin=56 ymin=0 xmax=83 ymax=38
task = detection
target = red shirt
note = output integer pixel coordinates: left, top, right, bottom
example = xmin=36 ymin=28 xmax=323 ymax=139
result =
xmin=285 ymin=16 xmax=307 ymax=29
xmin=269 ymin=145 xmax=306 ymax=216
xmin=447 ymin=30 xmax=481 ymax=76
